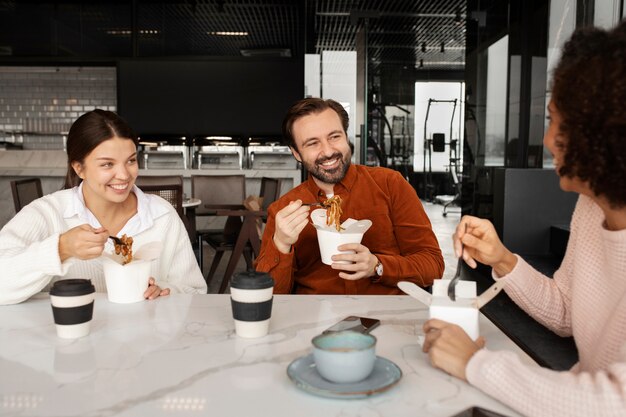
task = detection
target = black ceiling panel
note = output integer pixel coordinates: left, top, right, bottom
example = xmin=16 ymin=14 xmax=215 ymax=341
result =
xmin=0 ymin=0 xmax=466 ymax=73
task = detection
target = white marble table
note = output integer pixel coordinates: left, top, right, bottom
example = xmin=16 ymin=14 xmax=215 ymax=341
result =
xmin=0 ymin=294 xmax=535 ymax=417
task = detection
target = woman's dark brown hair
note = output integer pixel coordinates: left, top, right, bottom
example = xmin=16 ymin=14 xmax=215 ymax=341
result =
xmin=64 ymin=109 xmax=138 ymax=189
xmin=551 ymin=20 xmax=626 ymax=208
xmin=281 ymin=98 xmax=349 ymax=150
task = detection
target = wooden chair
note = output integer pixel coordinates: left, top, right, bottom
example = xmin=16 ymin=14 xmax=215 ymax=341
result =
xmin=10 ymin=178 xmax=43 ymax=213
xmin=259 ymin=177 xmax=281 ymax=212
xmin=136 ymin=176 xmax=184 ymax=213
xmin=191 ymin=175 xmax=247 ymax=284
xmin=137 ymin=182 xmax=184 ymax=218
xmin=212 ymin=177 xmax=283 ymax=293
xmin=254 ymin=176 xmax=282 ymax=237
xmin=135 ymin=175 xmax=183 ymax=187
xmin=135 ymin=176 xmax=184 ymax=219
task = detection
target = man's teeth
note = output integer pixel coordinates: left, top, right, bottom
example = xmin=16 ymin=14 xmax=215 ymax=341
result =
xmin=110 ymin=184 xmax=128 ymax=190
xmin=321 ymin=159 xmax=338 ymax=166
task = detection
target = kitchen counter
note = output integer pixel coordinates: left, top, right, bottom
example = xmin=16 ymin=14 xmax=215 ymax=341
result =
xmin=0 ymin=293 xmax=534 ymax=417
xmin=0 ymin=150 xmax=301 ymax=229
xmin=0 ymin=149 xmax=300 ymax=180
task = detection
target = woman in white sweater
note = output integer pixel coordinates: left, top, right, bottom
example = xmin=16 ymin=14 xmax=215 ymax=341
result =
xmin=422 ymin=21 xmax=626 ymax=417
xmin=0 ymin=110 xmax=206 ymax=305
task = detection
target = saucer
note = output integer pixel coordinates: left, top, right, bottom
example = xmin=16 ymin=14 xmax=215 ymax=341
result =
xmin=287 ymin=354 xmax=402 ymax=399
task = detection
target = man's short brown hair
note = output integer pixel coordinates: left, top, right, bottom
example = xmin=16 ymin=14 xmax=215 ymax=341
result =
xmin=281 ymin=98 xmax=349 ymax=150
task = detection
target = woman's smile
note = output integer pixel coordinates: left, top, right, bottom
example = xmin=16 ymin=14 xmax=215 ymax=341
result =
xmin=108 ymin=182 xmax=131 ymax=193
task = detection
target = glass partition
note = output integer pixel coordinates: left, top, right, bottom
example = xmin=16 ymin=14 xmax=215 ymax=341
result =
xmin=484 ymin=36 xmax=508 ymax=166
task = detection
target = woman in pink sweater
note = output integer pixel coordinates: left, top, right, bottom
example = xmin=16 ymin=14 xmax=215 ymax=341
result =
xmin=422 ymin=21 xmax=626 ymax=417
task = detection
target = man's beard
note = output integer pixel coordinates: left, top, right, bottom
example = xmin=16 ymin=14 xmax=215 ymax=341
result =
xmin=303 ymin=151 xmax=351 ymax=185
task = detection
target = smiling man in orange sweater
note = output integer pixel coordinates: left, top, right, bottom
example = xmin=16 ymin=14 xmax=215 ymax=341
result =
xmin=255 ymin=98 xmax=443 ymax=295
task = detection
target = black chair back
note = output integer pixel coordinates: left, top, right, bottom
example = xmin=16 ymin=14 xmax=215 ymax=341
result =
xmin=11 ymin=178 xmax=43 ymax=213
xmin=191 ymin=175 xmax=246 ymax=215
xmin=259 ymin=177 xmax=281 ymax=211
xmin=137 ymin=183 xmax=184 ymax=217
xmin=135 ymin=175 xmax=184 ymax=188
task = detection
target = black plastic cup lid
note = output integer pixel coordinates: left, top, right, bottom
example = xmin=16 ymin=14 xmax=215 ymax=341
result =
xmin=50 ymin=279 xmax=95 ymax=297
xmin=231 ymin=271 xmax=274 ymax=290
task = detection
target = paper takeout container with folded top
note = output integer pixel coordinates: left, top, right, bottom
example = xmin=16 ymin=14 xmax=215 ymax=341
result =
xmin=398 ymin=279 xmax=505 ymax=340
xmin=101 ymin=241 xmax=162 ymax=304
xmin=398 ymin=279 xmax=479 ymax=339
xmin=310 ymin=208 xmax=372 ymax=265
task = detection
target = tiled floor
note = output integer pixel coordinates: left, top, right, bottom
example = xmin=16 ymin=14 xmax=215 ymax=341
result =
xmin=201 ymin=200 xmax=461 ymax=293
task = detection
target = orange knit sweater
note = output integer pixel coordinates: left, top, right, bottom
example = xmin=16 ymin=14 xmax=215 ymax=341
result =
xmin=255 ymin=164 xmax=444 ymax=294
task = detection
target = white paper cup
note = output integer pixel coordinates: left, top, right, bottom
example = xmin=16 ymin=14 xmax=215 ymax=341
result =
xmin=230 ymin=271 xmax=274 ymax=338
xmin=49 ymin=279 xmax=95 ymax=339
xmin=316 ymin=228 xmax=366 ymax=265
xmin=102 ymin=258 xmax=151 ymax=304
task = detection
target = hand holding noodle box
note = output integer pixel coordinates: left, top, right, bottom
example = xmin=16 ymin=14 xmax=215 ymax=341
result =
xmin=312 ymin=197 xmax=372 ymax=265
xmin=102 ymin=237 xmax=162 ymax=303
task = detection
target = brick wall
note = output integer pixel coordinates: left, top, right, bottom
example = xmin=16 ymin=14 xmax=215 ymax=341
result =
xmin=0 ymin=66 xmax=116 ymax=149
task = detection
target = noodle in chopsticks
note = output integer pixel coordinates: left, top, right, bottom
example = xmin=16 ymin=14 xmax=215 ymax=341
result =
xmin=322 ymin=195 xmax=343 ymax=232
xmin=113 ymin=234 xmax=134 ymax=265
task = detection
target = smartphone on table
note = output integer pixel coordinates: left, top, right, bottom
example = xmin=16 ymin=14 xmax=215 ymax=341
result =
xmin=451 ymin=406 xmax=511 ymax=417
xmin=323 ymin=316 xmax=381 ymax=334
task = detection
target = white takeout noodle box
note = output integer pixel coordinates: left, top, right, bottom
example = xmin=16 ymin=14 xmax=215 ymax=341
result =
xmin=101 ymin=241 xmax=162 ymax=304
xmin=399 ymin=279 xmax=479 ymax=340
xmin=430 ymin=279 xmax=479 ymax=340
xmin=310 ymin=208 xmax=372 ymax=265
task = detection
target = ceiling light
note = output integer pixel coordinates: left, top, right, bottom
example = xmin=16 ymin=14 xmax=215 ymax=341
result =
xmin=207 ymin=31 xmax=248 ymax=36
xmin=106 ymin=29 xmax=160 ymax=36
xmin=205 ymin=136 xmax=232 ymax=141
xmin=107 ymin=30 xmax=131 ymax=35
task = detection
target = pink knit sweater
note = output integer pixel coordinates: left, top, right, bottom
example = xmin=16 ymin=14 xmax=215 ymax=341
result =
xmin=466 ymin=195 xmax=626 ymax=417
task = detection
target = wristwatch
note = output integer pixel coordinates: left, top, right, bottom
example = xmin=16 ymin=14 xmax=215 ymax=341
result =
xmin=372 ymin=258 xmax=383 ymax=283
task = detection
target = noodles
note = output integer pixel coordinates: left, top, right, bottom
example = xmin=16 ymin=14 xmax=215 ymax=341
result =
xmin=113 ymin=234 xmax=134 ymax=265
xmin=322 ymin=195 xmax=343 ymax=232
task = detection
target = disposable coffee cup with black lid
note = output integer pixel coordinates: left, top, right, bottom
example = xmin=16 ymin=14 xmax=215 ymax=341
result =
xmin=50 ymin=279 xmax=95 ymax=296
xmin=231 ymin=271 xmax=274 ymax=290
xmin=50 ymin=279 xmax=96 ymax=339
xmin=230 ymin=271 xmax=274 ymax=338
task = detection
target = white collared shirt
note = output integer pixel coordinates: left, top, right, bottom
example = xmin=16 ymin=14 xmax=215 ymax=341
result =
xmin=63 ymin=182 xmax=169 ymax=238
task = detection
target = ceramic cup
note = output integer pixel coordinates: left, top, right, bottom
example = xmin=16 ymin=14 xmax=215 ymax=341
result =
xmin=230 ymin=271 xmax=274 ymax=338
xmin=102 ymin=258 xmax=151 ymax=304
xmin=312 ymin=330 xmax=377 ymax=383
xmin=49 ymin=279 xmax=96 ymax=339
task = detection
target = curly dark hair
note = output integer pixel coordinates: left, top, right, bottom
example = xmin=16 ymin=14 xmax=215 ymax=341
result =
xmin=551 ymin=20 xmax=626 ymax=208
xmin=281 ymin=98 xmax=349 ymax=150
